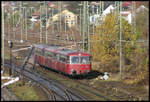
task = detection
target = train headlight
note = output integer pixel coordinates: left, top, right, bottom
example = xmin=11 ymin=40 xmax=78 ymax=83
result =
xmin=86 ymin=69 xmax=89 ymax=73
xmin=71 ymin=69 xmax=76 ymax=75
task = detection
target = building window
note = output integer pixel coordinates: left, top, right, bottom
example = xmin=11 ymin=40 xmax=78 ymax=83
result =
xmin=71 ymin=20 xmax=75 ymax=25
xmin=66 ymin=20 xmax=69 ymax=24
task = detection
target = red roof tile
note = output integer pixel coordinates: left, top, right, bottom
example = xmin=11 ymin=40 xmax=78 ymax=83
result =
xmin=122 ymin=1 xmax=132 ymax=7
xmin=32 ymin=11 xmax=40 ymax=16
xmin=48 ymin=2 xmax=56 ymax=8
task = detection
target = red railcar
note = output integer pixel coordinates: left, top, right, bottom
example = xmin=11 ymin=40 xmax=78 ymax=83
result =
xmin=33 ymin=44 xmax=92 ymax=75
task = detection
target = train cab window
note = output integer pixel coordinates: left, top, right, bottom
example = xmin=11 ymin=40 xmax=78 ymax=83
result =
xmin=71 ymin=56 xmax=79 ymax=64
xmin=89 ymin=56 xmax=92 ymax=63
xmin=66 ymin=56 xmax=70 ymax=63
xmin=45 ymin=51 xmax=54 ymax=58
xmin=80 ymin=56 xmax=89 ymax=64
xmin=45 ymin=51 xmax=49 ymax=57
xmin=35 ymin=48 xmax=42 ymax=55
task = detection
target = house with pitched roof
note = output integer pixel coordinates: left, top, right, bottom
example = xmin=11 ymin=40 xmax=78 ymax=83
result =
xmin=46 ymin=9 xmax=77 ymax=28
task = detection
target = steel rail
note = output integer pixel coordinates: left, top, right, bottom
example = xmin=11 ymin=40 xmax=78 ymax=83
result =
xmin=38 ymin=83 xmax=56 ymax=100
xmin=4 ymin=63 xmax=86 ymax=101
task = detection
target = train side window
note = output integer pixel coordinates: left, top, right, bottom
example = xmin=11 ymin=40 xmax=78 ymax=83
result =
xmin=89 ymin=56 xmax=92 ymax=62
xmin=48 ymin=51 xmax=54 ymax=58
xmin=35 ymin=48 xmax=38 ymax=54
xmin=66 ymin=56 xmax=70 ymax=63
xmin=45 ymin=50 xmax=49 ymax=57
xmin=56 ymin=54 xmax=60 ymax=61
xmin=45 ymin=50 xmax=54 ymax=58
xmin=53 ymin=53 xmax=56 ymax=60
xmin=34 ymin=48 xmax=37 ymax=54
xmin=59 ymin=55 xmax=67 ymax=63
xmin=38 ymin=49 xmax=42 ymax=55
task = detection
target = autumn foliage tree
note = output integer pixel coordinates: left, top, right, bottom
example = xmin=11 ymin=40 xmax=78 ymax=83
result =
xmin=91 ymin=12 xmax=149 ymax=85
xmin=91 ymin=12 xmax=136 ymax=72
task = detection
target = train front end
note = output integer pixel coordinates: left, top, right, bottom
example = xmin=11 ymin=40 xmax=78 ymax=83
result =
xmin=67 ymin=53 xmax=92 ymax=75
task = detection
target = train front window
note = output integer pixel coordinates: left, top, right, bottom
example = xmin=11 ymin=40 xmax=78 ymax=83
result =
xmin=71 ymin=56 xmax=79 ymax=64
xmin=80 ymin=56 xmax=89 ymax=64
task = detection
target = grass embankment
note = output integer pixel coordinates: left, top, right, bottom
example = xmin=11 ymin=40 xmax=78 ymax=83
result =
xmin=2 ymin=66 xmax=48 ymax=101
xmin=7 ymin=80 xmax=38 ymax=101
xmin=6 ymin=79 xmax=48 ymax=101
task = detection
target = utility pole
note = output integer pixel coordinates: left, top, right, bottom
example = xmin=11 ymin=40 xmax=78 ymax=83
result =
xmin=91 ymin=2 xmax=95 ymax=35
xmin=30 ymin=7 xmax=33 ymax=17
xmin=59 ymin=1 xmax=62 ymax=32
xmin=20 ymin=2 xmax=23 ymax=43
xmin=119 ymin=1 xmax=122 ymax=80
xmin=2 ymin=3 xmax=5 ymax=73
xmin=57 ymin=1 xmax=59 ymax=32
xmin=45 ymin=1 xmax=48 ymax=43
xmin=87 ymin=2 xmax=90 ymax=53
xmin=132 ymin=1 xmax=136 ymax=33
xmin=82 ymin=2 xmax=86 ymax=52
xmin=25 ymin=7 xmax=28 ymax=41
xmin=65 ymin=10 xmax=67 ymax=43
xmin=23 ymin=7 xmax=25 ymax=31
xmin=8 ymin=13 xmax=10 ymax=41
xmin=79 ymin=3 xmax=82 ymax=36
xmin=64 ymin=5 xmax=66 ymax=36
xmin=82 ymin=1 xmax=89 ymax=52
xmin=52 ymin=8 xmax=54 ymax=33
xmin=99 ymin=1 xmax=101 ymax=15
xmin=8 ymin=41 xmax=13 ymax=76
xmin=13 ymin=7 xmax=15 ymax=40
xmin=40 ymin=2 xmax=42 ymax=43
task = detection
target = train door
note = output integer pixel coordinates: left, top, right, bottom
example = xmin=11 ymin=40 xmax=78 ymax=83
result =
xmin=34 ymin=48 xmax=42 ymax=64
xmin=59 ymin=55 xmax=67 ymax=73
xmin=40 ymin=49 xmax=45 ymax=65
xmin=47 ymin=51 xmax=54 ymax=69
xmin=44 ymin=50 xmax=51 ymax=68
xmin=55 ymin=54 xmax=60 ymax=71
xmin=51 ymin=53 xmax=56 ymax=70
xmin=34 ymin=48 xmax=38 ymax=63
xmin=38 ymin=48 xmax=43 ymax=65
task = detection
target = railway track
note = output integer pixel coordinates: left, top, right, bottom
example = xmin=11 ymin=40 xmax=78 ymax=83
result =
xmin=4 ymin=63 xmax=86 ymax=101
xmin=33 ymin=61 xmax=136 ymax=101
xmin=4 ymin=55 xmax=114 ymax=101
xmin=37 ymin=66 xmax=139 ymax=101
xmin=35 ymin=65 xmax=114 ymax=101
xmin=3 ymin=42 xmax=131 ymax=101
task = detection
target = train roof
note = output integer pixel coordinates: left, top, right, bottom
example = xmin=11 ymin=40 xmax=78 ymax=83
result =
xmin=56 ymin=48 xmax=77 ymax=56
xmin=33 ymin=44 xmax=61 ymax=51
xmin=33 ymin=44 xmax=91 ymax=56
xmin=56 ymin=48 xmax=91 ymax=56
